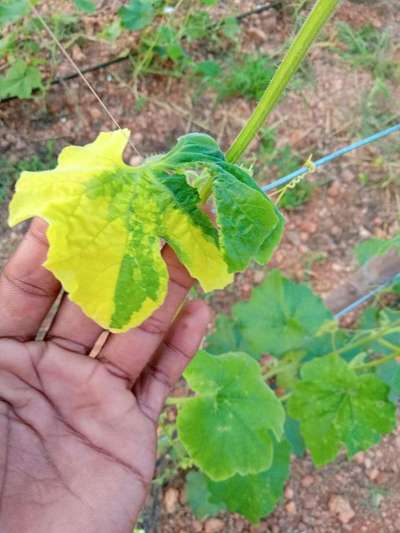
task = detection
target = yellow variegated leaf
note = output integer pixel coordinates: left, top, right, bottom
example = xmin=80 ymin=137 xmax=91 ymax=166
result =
xmin=9 ymin=130 xmax=233 ymax=332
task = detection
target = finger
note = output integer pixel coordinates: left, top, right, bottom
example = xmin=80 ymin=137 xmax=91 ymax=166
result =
xmin=0 ymin=218 xmax=61 ymax=340
xmin=45 ymin=295 xmax=104 ymax=355
xmin=134 ymin=300 xmax=210 ymax=422
xmin=97 ymin=246 xmax=194 ymax=382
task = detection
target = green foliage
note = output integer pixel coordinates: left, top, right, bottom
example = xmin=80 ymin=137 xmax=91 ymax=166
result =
xmin=184 ymin=11 xmax=212 ymax=42
xmin=233 ymin=270 xmax=333 ymax=358
xmin=200 ymin=54 xmax=276 ymax=101
xmin=207 ymin=438 xmax=291 ymax=523
xmin=186 ymin=438 xmax=291 ymax=523
xmin=354 ymin=235 xmax=400 ymax=265
xmin=118 ymin=0 xmax=155 ymax=31
xmin=206 ymin=314 xmax=257 ymax=358
xmin=0 ymin=0 xmax=30 ymax=28
xmin=288 ymin=354 xmax=396 ymax=466
xmin=73 ymin=0 xmax=96 ymax=13
xmin=177 ymin=351 xmax=285 ymax=480
xmin=377 ymin=361 xmax=400 ymax=403
xmin=185 ymin=471 xmax=225 ymax=519
xmin=0 ymin=59 xmax=43 ymax=100
xmin=359 ymin=79 xmax=398 ymax=136
xmin=336 ymin=22 xmax=396 ymax=79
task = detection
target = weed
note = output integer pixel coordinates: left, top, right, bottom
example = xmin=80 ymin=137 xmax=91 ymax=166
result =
xmin=196 ymin=54 xmax=276 ymax=102
xmin=336 ymin=22 xmax=397 ymax=79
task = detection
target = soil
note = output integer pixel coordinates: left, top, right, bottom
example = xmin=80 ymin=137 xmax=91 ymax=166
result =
xmin=1 ymin=1 xmax=400 ymax=531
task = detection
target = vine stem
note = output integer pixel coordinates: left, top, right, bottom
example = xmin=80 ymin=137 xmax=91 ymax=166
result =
xmin=353 ymin=352 xmax=400 ymax=371
xmin=226 ymin=0 xmax=340 ymax=164
xmin=263 ymin=321 xmax=400 ymax=380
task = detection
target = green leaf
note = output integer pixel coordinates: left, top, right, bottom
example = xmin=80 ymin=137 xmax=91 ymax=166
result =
xmin=220 ymin=16 xmax=240 ymax=40
xmin=177 ymin=350 xmax=285 ymax=480
xmin=74 ymin=0 xmax=96 ymax=13
xmin=184 ymin=11 xmax=211 ymax=41
xmin=201 ymin=0 xmax=218 ymax=5
xmin=288 ymin=354 xmax=396 ymax=466
xmin=377 ymin=360 xmax=400 ymax=402
xmin=213 ymin=163 xmax=281 ymax=271
xmin=9 ymin=130 xmax=282 ymax=332
xmin=284 ymin=416 xmax=305 ymax=457
xmin=207 ymin=439 xmax=291 ymax=523
xmin=0 ymin=0 xmax=30 ymax=28
xmin=233 ymin=270 xmax=333 ymax=358
xmin=185 ymin=471 xmax=225 ymax=519
xmin=354 ymin=235 xmax=400 ymax=265
xmin=118 ymin=0 xmax=155 ymax=31
xmin=0 ymin=59 xmax=43 ymax=100
xmin=205 ymin=314 xmax=259 ymax=359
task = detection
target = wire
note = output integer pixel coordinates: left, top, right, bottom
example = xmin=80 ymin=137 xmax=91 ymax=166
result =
xmin=334 ymin=272 xmax=400 ymax=320
xmin=30 ymin=4 xmax=142 ymax=156
xmin=262 ymin=123 xmax=400 ymax=193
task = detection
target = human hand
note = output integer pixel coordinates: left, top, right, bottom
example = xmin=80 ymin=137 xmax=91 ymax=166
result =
xmin=0 ymin=218 xmax=210 ymax=533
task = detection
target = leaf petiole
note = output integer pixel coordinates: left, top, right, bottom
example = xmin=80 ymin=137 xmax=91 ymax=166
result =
xmin=226 ymin=0 xmax=340 ymax=163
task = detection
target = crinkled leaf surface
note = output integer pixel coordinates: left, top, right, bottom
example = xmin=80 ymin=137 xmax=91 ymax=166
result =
xmin=233 ymin=269 xmax=333 ymax=358
xmin=185 ymin=471 xmax=225 ymax=519
xmin=177 ymin=350 xmax=285 ymax=480
xmin=9 ymin=130 xmax=282 ymax=332
xmin=207 ymin=438 xmax=291 ymax=523
xmin=287 ymin=354 xmax=396 ymax=466
xmin=212 ymin=164 xmax=284 ymax=271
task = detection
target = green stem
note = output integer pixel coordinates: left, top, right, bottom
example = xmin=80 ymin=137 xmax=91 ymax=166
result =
xmin=226 ymin=0 xmax=340 ymax=163
xmin=354 ymin=352 xmax=399 ymax=371
xmin=323 ymin=323 xmax=400 ymax=359
xmin=263 ymin=361 xmax=296 ymax=379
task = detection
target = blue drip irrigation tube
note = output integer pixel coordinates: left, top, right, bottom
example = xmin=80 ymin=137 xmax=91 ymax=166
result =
xmin=258 ymin=123 xmax=400 ymax=318
xmin=334 ymin=273 xmax=400 ymax=320
xmin=261 ymin=123 xmax=400 ymax=193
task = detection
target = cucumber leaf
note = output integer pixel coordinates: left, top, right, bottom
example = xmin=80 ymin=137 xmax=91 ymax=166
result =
xmin=118 ymin=0 xmax=155 ymax=31
xmin=0 ymin=0 xmax=30 ymax=28
xmin=74 ymin=0 xmax=96 ymax=13
xmin=205 ymin=314 xmax=258 ymax=359
xmin=0 ymin=59 xmax=42 ymax=100
xmin=9 ymin=130 xmax=282 ymax=332
xmin=207 ymin=438 xmax=291 ymax=523
xmin=185 ymin=471 xmax=225 ymax=519
xmin=177 ymin=350 xmax=285 ymax=480
xmin=288 ymin=354 xmax=396 ymax=466
xmin=233 ymin=269 xmax=333 ymax=358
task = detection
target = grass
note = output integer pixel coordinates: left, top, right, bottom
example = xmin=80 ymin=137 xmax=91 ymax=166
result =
xmin=336 ymin=22 xmax=397 ymax=79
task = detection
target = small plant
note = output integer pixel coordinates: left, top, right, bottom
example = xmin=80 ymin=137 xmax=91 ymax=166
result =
xmin=180 ymin=269 xmax=400 ymax=522
xmin=335 ymin=22 xmax=396 ymax=79
xmin=203 ymin=53 xmax=276 ymax=102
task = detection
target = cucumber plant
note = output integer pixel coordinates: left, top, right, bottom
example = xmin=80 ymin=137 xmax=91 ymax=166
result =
xmin=179 ymin=269 xmax=400 ymax=522
xmin=9 ymin=0 xmax=398 ymax=526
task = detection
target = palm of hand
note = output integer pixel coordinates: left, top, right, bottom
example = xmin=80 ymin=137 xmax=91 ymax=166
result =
xmin=0 ymin=219 xmax=209 ymax=533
